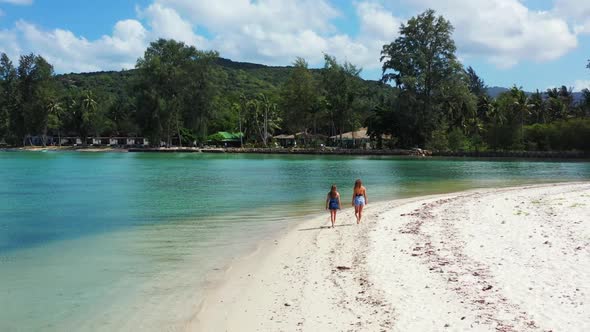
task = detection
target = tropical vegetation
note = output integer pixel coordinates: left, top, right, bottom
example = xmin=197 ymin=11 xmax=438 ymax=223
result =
xmin=1 ymin=9 xmax=589 ymax=151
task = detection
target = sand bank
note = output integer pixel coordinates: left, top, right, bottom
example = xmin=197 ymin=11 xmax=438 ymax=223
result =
xmin=192 ymin=182 xmax=589 ymax=331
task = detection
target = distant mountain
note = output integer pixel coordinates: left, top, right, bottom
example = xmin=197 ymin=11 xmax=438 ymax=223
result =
xmin=486 ymin=86 xmax=584 ymax=102
xmin=485 ymin=86 xmax=510 ymax=98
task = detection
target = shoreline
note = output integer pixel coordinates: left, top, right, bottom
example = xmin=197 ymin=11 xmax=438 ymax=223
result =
xmin=0 ymin=146 xmax=127 ymax=152
xmin=2 ymin=146 xmax=589 ymax=159
xmin=191 ymin=182 xmax=590 ymax=331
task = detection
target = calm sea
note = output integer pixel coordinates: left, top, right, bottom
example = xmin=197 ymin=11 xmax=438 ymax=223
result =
xmin=1 ymin=151 xmax=589 ymax=331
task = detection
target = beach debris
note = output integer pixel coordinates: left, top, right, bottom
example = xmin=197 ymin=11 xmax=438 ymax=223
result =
xmin=336 ymin=266 xmax=351 ymax=271
xmin=284 ymin=303 xmax=291 ymax=307
xmin=482 ymin=285 xmax=493 ymax=291
xmin=461 ymin=316 xmax=466 ymax=320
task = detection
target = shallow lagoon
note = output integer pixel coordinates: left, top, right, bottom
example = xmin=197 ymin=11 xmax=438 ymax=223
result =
xmin=1 ymin=152 xmax=589 ymax=330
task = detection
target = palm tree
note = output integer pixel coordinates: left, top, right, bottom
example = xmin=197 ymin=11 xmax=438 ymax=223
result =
xmin=81 ymin=91 xmax=97 ymax=114
xmin=258 ymin=93 xmax=270 ymax=146
xmin=510 ymin=87 xmax=534 ymax=148
xmin=47 ymin=99 xmax=63 ymax=146
xmin=484 ymin=97 xmax=504 ymax=149
xmin=528 ymin=90 xmax=545 ymax=123
xmin=231 ymin=102 xmax=243 ymax=147
xmin=545 ymin=87 xmax=571 ymax=121
xmin=73 ymin=90 xmax=98 ymax=145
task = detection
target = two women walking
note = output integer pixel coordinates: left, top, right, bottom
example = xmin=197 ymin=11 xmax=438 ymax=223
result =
xmin=325 ymin=179 xmax=368 ymax=228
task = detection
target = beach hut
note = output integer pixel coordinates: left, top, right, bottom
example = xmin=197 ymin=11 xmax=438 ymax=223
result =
xmin=274 ymin=134 xmax=296 ymax=147
xmin=330 ymin=127 xmax=372 ymax=148
xmin=208 ymin=132 xmax=243 ymax=147
xmin=134 ymin=137 xmax=149 ymax=146
xmin=330 ymin=128 xmax=393 ymax=149
xmin=110 ymin=137 xmax=127 ymax=146
xmin=61 ymin=137 xmax=82 ymax=146
xmin=87 ymin=137 xmax=103 ymax=145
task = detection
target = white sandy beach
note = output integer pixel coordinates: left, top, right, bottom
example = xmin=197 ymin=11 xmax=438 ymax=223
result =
xmin=192 ymin=182 xmax=589 ymax=332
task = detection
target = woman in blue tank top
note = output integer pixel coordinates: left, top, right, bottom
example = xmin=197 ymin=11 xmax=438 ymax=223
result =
xmin=325 ymin=184 xmax=341 ymax=228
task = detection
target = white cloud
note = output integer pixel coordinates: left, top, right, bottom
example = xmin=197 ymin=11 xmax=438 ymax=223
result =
xmin=0 ymin=19 xmax=148 ymax=72
xmin=553 ymin=0 xmax=590 ymax=35
xmin=147 ymin=0 xmax=401 ymax=70
xmin=140 ymin=3 xmax=208 ymax=48
xmin=0 ymin=4 xmax=211 ymax=73
xmin=151 ymin=0 xmax=344 ymax=66
xmin=573 ymin=80 xmax=590 ymax=92
xmin=0 ymin=0 xmax=585 ymax=75
xmin=0 ymin=28 xmax=20 ymax=56
xmin=0 ymin=0 xmax=32 ymax=5
xmin=357 ymin=2 xmax=400 ymax=39
xmin=394 ymin=0 xmax=578 ymax=68
xmin=347 ymin=1 xmax=400 ymax=69
xmin=158 ymin=0 xmax=339 ymax=35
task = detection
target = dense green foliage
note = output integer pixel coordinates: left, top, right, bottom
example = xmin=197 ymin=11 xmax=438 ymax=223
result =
xmin=1 ymin=10 xmax=589 ymax=151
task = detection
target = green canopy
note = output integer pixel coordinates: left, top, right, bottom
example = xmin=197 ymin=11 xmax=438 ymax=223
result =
xmin=208 ymin=132 xmax=244 ymax=142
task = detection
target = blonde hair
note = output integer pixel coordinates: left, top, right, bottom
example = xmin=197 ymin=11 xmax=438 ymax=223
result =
xmin=354 ymin=179 xmax=362 ymax=189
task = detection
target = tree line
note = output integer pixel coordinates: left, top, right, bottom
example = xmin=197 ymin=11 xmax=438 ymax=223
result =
xmin=1 ymin=9 xmax=589 ymax=151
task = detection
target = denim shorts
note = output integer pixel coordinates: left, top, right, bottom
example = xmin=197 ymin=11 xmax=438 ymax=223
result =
xmin=354 ymin=195 xmax=365 ymax=206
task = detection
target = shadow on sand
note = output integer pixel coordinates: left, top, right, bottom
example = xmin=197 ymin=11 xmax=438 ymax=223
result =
xmin=298 ymin=224 xmax=355 ymax=231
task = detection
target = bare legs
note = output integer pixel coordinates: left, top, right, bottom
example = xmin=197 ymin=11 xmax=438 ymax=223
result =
xmin=355 ymin=204 xmax=365 ymax=224
xmin=330 ymin=210 xmax=337 ymax=228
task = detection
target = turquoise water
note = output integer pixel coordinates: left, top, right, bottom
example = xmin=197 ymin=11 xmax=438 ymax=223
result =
xmin=1 ymin=152 xmax=589 ymax=331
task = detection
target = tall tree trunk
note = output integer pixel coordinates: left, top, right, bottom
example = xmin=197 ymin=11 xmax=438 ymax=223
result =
xmin=339 ymin=115 xmax=344 ymax=148
xmin=177 ymin=115 xmax=182 ymax=148
xmin=42 ymin=124 xmax=47 ymax=147
xmin=167 ymin=120 xmax=171 ymax=148
xmin=263 ymin=106 xmax=268 ymax=147
xmin=238 ymin=110 xmax=243 ymax=148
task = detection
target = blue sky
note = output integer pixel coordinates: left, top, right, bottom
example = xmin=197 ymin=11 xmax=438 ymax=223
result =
xmin=0 ymin=0 xmax=589 ymax=91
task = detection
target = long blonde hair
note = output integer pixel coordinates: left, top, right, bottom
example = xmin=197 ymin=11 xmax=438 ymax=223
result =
xmin=354 ymin=179 xmax=362 ymax=189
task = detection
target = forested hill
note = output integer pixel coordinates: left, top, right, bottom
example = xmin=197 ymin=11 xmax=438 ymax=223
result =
xmin=54 ymin=58 xmax=581 ymax=103
xmin=54 ymin=57 xmax=384 ymax=99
